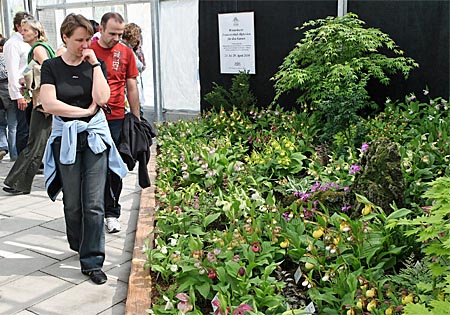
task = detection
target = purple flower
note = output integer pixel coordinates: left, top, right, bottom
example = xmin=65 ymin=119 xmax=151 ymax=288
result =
xmin=341 ymin=205 xmax=352 ymax=212
xmin=282 ymin=212 xmax=291 ymax=222
xmin=361 ymin=143 xmax=369 ymax=152
xmin=349 ymin=164 xmax=361 ymax=175
xmin=311 ymin=182 xmax=321 ymax=192
xmin=344 ymin=186 xmax=350 ymax=192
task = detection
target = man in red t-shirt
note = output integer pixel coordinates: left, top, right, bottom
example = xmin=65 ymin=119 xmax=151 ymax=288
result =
xmin=91 ymin=12 xmax=140 ymax=233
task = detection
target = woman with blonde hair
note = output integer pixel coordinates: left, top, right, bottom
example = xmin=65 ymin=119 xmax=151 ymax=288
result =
xmin=3 ymin=18 xmax=55 ymax=195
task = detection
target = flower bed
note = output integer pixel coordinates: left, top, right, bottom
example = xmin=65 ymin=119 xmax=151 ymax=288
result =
xmin=142 ymin=95 xmax=450 ymax=315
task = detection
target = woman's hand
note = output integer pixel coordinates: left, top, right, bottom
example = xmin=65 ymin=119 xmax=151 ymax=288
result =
xmin=87 ymin=101 xmax=98 ymax=116
xmin=82 ymin=49 xmax=99 ymax=65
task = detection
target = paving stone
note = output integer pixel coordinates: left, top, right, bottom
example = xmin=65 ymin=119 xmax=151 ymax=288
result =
xmin=0 ymin=213 xmax=51 ymax=238
xmin=40 ymin=217 xmax=66 ymax=233
xmin=97 ymin=301 xmax=127 ymax=315
xmin=0 ymin=250 xmax=59 ymax=285
xmin=0 ymin=271 xmax=73 ymax=315
xmin=29 ymin=276 xmax=127 ymax=315
xmin=40 ymin=254 xmax=86 ymax=285
xmin=0 ymin=226 xmax=72 ymax=260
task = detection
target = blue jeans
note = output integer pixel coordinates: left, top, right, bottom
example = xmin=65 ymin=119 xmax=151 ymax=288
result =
xmin=52 ymin=132 xmax=107 ymax=272
xmin=105 ymin=118 xmax=124 ymax=218
xmin=0 ymin=81 xmax=17 ymax=158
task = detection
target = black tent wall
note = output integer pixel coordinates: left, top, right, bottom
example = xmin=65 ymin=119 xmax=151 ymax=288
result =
xmin=199 ymin=0 xmax=449 ymax=112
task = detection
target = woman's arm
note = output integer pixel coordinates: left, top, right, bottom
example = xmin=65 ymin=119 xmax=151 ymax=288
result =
xmin=33 ymin=45 xmax=51 ymax=65
xmin=40 ymin=83 xmax=97 ymax=117
xmin=82 ymin=48 xmax=110 ymax=105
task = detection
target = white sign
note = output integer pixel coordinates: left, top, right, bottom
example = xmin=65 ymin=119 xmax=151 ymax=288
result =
xmin=218 ymin=12 xmax=256 ymax=74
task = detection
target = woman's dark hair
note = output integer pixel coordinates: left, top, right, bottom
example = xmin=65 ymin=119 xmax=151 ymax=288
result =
xmin=60 ymin=13 xmax=94 ymax=44
xmin=90 ymin=20 xmax=99 ymax=33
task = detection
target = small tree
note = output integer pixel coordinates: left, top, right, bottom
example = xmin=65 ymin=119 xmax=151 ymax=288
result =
xmin=272 ymin=13 xmax=418 ymax=146
xmin=204 ymin=72 xmax=257 ymax=112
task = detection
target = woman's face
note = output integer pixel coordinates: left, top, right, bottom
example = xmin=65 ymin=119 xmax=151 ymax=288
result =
xmin=21 ymin=24 xmax=38 ymax=44
xmin=63 ymin=26 xmax=91 ymax=58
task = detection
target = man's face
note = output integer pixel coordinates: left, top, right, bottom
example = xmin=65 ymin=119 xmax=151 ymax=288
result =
xmin=99 ymin=19 xmax=125 ymax=49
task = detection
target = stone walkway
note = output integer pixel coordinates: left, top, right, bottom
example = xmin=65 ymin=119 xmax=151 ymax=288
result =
xmin=0 ymin=153 xmax=143 ymax=315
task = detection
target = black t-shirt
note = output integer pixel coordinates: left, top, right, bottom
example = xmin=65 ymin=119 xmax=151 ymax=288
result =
xmin=41 ymin=56 xmax=107 ymax=121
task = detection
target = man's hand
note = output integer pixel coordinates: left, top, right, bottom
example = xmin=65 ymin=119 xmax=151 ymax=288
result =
xmin=17 ymin=98 xmax=28 ymax=111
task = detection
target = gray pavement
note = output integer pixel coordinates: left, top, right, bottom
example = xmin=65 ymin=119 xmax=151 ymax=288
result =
xmin=0 ymin=153 xmax=142 ymax=315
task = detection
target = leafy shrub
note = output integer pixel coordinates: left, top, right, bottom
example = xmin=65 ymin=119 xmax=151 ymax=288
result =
xmin=272 ymin=13 xmax=418 ymax=147
xmin=204 ymin=72 xmax=257 ymax=112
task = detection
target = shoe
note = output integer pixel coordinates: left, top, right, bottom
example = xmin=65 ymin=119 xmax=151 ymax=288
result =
xmin=82 ymin=270 xmax=107 ymax=285
xmin=3 ymin=187 xmax=30 ymax=195
xmin=105 ymin=217 xmax=121 ymax=233
xmin=0 ymin=150 xmax=6 ymax=160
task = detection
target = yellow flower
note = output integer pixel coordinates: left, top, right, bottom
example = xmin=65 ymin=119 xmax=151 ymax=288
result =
xmin=402 ymin=293 xmax=414 ymax=304
xmin=385 ymin=306 xmax=394 ymax=315
xmin=347 ymin=308 xmax=356 ymax=315
xmin=305 ymin=262 xmax=314 ymax=270
xmin=362 ymin=204 xmax=373 ymax=216
xmin=366 ymin=288 xmax=376 ymax=298
xmin=367 ymin=300 xmax=377 ymax=312
xmin=356 ymin=299 xmax=364 ymax=309
xmin=312 ymin=228 xmax=324 ymax=239
xmin=280 ymin=240 xmax=289 ymax=248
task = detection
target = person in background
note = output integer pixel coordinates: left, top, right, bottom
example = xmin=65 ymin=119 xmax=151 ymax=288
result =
xmin=3 ymin=19 xmax=55 ymax=195
xmin=0 ymin=36 xmax=18 ymax=161
xmin=40 ymin=13 xmax=126 ymax=285
xmin=3 ymin=11 xmax=33 ymax=156
xmin=121 ymin=23 xmax=146 ymax=116
xmin=91 ymin=12 xmax=140 ymax=234
xmin=90 ymin=20 xmax=101 ymax=42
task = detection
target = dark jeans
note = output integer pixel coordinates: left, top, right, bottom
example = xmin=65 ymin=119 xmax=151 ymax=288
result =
xmin=52 ymin=132 xmax=107 ymax=272
xmin=105 ymin=118 xmax=124 ymax=219
xmin=5 ymin=109 xmax=51 ymax=193
xmin=15 ymin=102 xmax=32 ymax=155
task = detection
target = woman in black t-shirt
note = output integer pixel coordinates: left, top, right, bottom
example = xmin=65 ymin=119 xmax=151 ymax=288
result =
xmin=40 ymin=13 xmax=113 ymax=285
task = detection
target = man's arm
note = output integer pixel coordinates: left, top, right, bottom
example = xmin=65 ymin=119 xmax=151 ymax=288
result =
xmin=4 ymin=41 xmax=24 ymax=100
xmin=126 ymin=77 xmax=140 ymax=119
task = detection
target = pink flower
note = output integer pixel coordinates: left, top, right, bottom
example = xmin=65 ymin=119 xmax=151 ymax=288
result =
xmin=208 ymin=268 xmax=217 ymax=279
xmin=251 ymin=242 xmax=260 ymax=253
xmin=361 ymin=143 xmax=369 ymax=152
xmin=232 ymin=304 xmax=254 ymax=315
xmin=176 ymin=293 xmax=193 ymax=314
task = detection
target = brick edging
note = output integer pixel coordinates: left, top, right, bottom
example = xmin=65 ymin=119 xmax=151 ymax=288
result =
xmin=125 ymin=144 xmax=157 ymax=314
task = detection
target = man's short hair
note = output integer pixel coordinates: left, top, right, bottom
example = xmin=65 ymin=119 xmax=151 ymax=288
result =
xmin=100 ymin=12 xmax=124 ymax=29
xmin=13 ymin=11 xmax=33 ymax=32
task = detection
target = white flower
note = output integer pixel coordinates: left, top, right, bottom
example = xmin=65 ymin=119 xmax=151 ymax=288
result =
xmin=163 ymin=295 xmax=174 ymax=310
xmin=160 ymin=246 xmax=168 ymax=254
xmin=302 ymin=280 xmax=309 ymax=287
xmin=170 ymin=264 xmax=178 ymax=272
xmin=169 ymin=238 xmax=177 ymax=246
xmin=423 ymin=89 xmax=429 ymax=95
xmin=322 ymin=274 xmax=330 ymax=281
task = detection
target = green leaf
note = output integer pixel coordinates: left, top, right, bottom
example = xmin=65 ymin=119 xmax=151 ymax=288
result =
xmin=386 ymin=208 xmax=412 ymax=220
xmin=196 ymin=281 xmax=211 ymax=299
xmin=203 ymin=213 xmax=221 ymax=228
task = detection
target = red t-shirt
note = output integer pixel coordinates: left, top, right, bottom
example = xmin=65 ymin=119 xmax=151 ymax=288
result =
xmin=91 ymin=41 xmax=139 ymax=120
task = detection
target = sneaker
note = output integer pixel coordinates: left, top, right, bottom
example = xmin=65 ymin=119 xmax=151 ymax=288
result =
xmin=0 ymin=150 xmax=6 ymax=160
xmin=105 ymin=217 xmax=121 ymax=233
